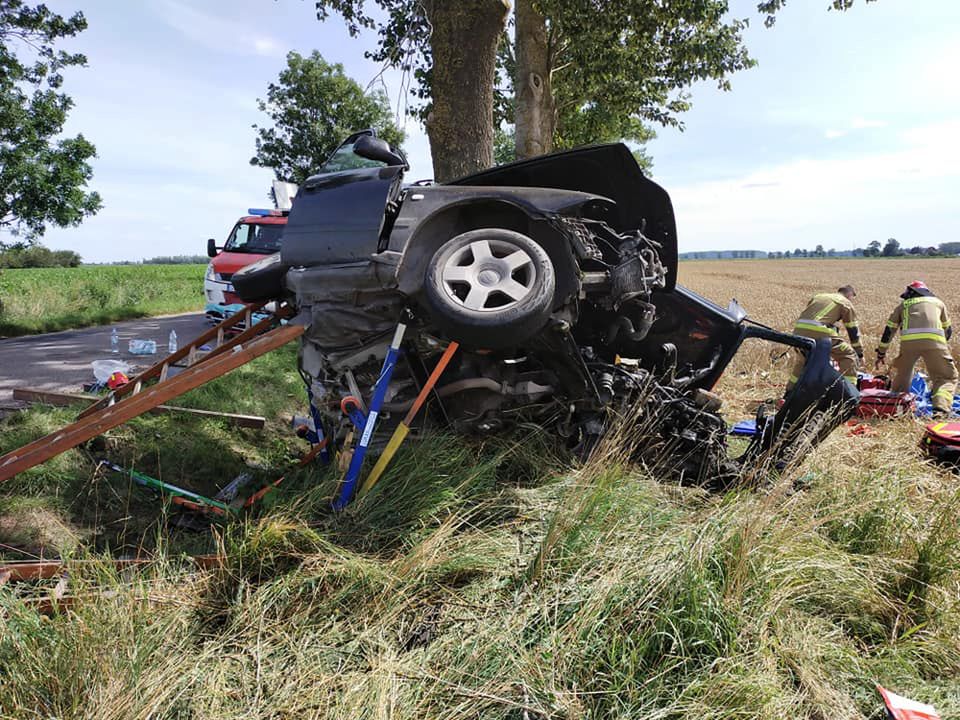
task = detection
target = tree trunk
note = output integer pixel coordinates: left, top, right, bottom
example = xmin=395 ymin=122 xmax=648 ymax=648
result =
xmin=514 ymin=0 xmax=554 ymax=159
xmin=423 ymin=0 xmax=509 ymax=182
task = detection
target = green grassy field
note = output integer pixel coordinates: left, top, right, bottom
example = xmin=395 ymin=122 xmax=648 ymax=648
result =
xmin=0 ymin=264 xmax=206 ymax=337
xmin=1 ymin=260 xmax=959 ymax=717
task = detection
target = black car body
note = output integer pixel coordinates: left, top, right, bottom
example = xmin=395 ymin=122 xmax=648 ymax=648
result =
xmin=234 ymin=132 xmax=858 ymax=485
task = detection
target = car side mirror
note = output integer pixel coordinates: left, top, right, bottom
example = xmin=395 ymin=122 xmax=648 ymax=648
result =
xmin=207 ymin=238 xmax=219 ymax=258
xmin=354 ymin=134 xmax=407 ymax=167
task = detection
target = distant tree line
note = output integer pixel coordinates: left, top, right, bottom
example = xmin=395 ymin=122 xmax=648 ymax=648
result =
xmin=767 ymin=238 xmax=958 ymax=259
xmin=682 ymin=250 xmax=765 ymax=260
xmin=0 ymin=244 xmax=81 ymax=268
xmin=143 ymin=255 xmax=209 ymax=265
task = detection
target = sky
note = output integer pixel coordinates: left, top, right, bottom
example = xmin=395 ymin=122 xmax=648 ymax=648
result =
xmin=17 ymin=0 xmax=960 ymax=261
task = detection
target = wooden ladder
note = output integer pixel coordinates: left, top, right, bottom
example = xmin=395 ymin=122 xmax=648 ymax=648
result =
xmin=0 ymin=305 xmax=304 ymax=482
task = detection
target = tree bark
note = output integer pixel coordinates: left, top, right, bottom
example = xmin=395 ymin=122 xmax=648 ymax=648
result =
xmin=423 ymin=0 xmax=510 ymax=182
xmin=514 ymin=0 xmax=554 ymax=159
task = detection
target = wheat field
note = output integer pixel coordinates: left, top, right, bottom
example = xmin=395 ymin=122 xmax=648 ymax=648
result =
xmin=680 ymin=257 xmax=960 ymax=355
xmin=679 ymin=257 xmax=960 ymax=405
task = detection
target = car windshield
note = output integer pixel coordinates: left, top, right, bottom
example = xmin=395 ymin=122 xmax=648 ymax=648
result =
xmin=224 ymin=222 xmax=284 ymax=254
xmin=319 ymin=139 xmax=387 ymax=174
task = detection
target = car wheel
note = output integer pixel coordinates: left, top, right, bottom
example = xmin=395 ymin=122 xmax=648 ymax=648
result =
xmin=424 ymin=228 xmax=556 ymax=348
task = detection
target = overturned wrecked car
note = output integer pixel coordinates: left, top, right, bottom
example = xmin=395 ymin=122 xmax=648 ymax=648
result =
xmin=234 ymin=131 xmax=858 ymax=488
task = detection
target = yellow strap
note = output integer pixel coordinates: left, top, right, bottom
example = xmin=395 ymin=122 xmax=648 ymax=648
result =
xmin=358 ymin=422 xmax=410 ymax=497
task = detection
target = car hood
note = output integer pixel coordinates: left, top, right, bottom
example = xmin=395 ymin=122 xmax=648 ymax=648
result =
xmin=212 ymin=251 xmax=274 ymax=276
xmin=449 ymin=143 xmax=678 ymax=289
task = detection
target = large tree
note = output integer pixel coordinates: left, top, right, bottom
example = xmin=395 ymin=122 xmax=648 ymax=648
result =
xmin=510 ymin=0 xmax=754 ymax=159
xmin=314 ymin=0 xmax=509 ymax=182
xmin=0 ymin=1 xmax=101 ymax=244
xmin=250 ymin=50 xmax=404 ymax=184
xmin=312 ymin=0 xmax=874 ymax=178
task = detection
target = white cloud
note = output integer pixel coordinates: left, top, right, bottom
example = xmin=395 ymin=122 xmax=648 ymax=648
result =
xmin=850 ymin=117 xmax=888 ymax=130
xmin=824 ymin=117 xmax=887 ymax=139
xmin=151 ymin=0 xmax=283 ymax=58
xmin=253 ymin=37 xmax=280 ymax=57
xmin=669 ymin=120 xmax=960 ymax=251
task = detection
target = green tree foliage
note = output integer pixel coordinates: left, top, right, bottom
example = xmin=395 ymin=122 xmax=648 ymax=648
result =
xmin=309 ymin=0 xmax=874 ymax=176
xmin=882 ymin=237 xmax=901 ymax=257
xmin=864 ymin=240 xmax=881 ymax=257
xmin=0 ymin=243 xmax=81 ymax=268
xmin=250 ymin=50 xmax=405 ymax=184
xmin=507 ymin=0 xmax=754 ymax=158
xmin=757 ymin=0 xmax=877 ymax=27
xmin=938 ymin=241 xmax=960 ymax=255
xmin=0 ymin=1 xmax=101 ymax=245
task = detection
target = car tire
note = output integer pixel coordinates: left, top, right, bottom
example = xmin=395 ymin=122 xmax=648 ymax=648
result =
xmin=424 ymin=228 xmax=556 ymax=349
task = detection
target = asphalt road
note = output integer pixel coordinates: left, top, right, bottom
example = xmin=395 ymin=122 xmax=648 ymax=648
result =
xmin=0 ymin=313 xmax=210 ymax=406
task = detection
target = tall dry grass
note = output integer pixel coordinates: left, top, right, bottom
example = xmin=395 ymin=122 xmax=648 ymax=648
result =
xmin=1 ymin=423 xmax=959 ymax=719
xmin=2 ymin=258 xmax=959 ymax=718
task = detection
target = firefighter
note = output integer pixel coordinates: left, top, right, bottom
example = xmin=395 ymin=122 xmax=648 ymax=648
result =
xmin=877 ymin=281 xmax=958 ymax=418
xmin=786 ymin=285 xmax=862 ymax=393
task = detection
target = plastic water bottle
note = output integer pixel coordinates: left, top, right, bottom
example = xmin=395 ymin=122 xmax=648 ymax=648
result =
xmin=110 ymin=328 xmax=119 ymax=354
xmin=168 ymin=329 xmax=178 ymax=354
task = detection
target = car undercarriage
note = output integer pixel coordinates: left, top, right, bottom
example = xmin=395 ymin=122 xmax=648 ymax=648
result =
xmin=232 ymin=132 xmax=859 ymax=489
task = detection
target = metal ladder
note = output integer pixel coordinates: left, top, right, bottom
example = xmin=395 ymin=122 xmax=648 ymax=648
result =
xmin=0 ymin=304 xmax=304 ymax=482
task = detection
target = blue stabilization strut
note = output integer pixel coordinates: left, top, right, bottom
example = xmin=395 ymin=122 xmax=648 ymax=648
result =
xmin=333 ymin=324 xmax=406 ymax=510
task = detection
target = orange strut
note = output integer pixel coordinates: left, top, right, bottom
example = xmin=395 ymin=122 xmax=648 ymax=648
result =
xmin=405 ymin=341 xmax=460 ymax=426
xmin=243 ymin=441 xmax=327 ymax=508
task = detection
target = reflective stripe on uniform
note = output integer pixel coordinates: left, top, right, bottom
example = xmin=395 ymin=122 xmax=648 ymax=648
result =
xmin=901 ymin=330 xmax=947 ymax=343
xmin=903 ymin=296 xmax=944 ymax=331
xmin=902 ymin=327 xmax=945 ymax=337
xmin=794 ymin=320 xmax=838 ymax=335
xmin=933 ymin=388 xmax=954 ymax=400
xmin=903 ymin=297 xmax=942 ymax=307
xmin=813 ymin=301 xmax=838 ymax=322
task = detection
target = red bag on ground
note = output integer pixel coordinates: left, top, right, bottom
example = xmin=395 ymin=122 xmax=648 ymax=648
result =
xmin=856 ymin=389 xmax=915 ymax=418
xmin=921 ymin=421 xmax=960 ymax=464
xmin=857 ymin=373 xmax=890 ymax=391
